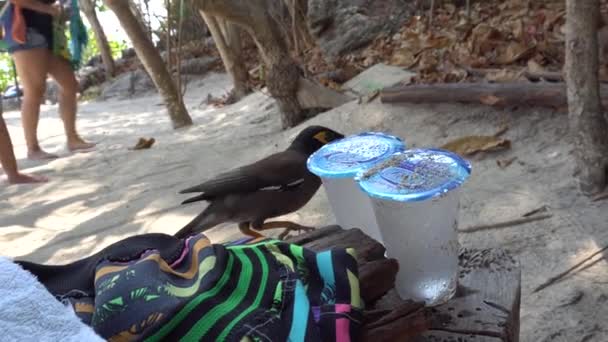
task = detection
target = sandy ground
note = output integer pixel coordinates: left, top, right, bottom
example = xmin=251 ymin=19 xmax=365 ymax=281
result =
xmin=1 ymin=71 xmax=608 ymax=341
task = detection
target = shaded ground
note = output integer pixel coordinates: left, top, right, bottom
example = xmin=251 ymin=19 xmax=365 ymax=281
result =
xmin=1 ymin=71 xmax=607 ymax=342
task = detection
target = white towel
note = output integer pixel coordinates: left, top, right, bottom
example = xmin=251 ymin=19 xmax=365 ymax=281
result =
xmin=0 ymin=256 xmax=104 ymax=342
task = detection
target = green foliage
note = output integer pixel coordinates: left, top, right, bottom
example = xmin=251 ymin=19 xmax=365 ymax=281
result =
xmin=0 ymin=53 xmax=16 ymax=92
xmin=81 ymin=28 xmax=128 ymax=64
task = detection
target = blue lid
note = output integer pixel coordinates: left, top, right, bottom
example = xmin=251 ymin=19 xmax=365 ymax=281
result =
xmin=356 ymin=148 xmax=471 ymax=202
xmin=307 ymin=132 xmax=405 ymax=178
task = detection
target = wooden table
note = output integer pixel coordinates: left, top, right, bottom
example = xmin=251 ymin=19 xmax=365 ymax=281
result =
xmin=287 ymin=226 xmax=521 ymax=342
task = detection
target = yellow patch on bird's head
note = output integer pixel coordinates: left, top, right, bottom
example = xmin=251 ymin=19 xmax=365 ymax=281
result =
xmin=313 ymin=131 xmax=330 ymax=144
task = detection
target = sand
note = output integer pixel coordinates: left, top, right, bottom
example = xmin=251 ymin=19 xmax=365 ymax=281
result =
xmin=1 ymin=71 xmax=608 ymax=341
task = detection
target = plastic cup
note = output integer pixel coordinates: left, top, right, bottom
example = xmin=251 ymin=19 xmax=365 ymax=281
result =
xmin=356 ymin=148 xmax=471 ymax=305
xmin=307 ymin=132 xmax=405 ymax=243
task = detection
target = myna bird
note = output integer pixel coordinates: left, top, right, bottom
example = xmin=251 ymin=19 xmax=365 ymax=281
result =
xmin=174 ymin=126 xmax=345 ymax=240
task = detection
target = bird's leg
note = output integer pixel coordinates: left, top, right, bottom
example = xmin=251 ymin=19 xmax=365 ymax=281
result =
xmin=254 ymin=221 xmax=315 ymax=240
xmin=238 ymin=222 xmax=266 ymax=239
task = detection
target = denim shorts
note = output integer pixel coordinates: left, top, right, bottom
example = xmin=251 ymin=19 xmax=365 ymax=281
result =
xmin=6 ymin=28 xmax=49 ymax=53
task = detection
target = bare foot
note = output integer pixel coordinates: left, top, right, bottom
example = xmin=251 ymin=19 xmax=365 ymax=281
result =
xmin=68 ymin=138 xmax=96 ymax=152
xmin=27 ymin=149 xmax=59 ymax=160
xmin=7 ymin=172 xmax=48 ymax=184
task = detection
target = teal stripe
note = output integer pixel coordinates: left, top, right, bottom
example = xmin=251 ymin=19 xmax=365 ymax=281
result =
xmin=144 ymin=253 xmax=234 ymax=342
xmin=227 ymin=240 xmax=280 ymax=250
xmin=288 ymin=279 xmax=310 ymax=341
xmin=217 ymin=247 xmax=269 ymax=341
xmin=316 ymin=251 xmax=335 ymax=288
xmin=182 ymin=248 xmax=253 ymax=340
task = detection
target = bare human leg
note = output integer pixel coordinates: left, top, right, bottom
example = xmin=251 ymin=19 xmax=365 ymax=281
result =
xmin=12 ymin=48 xmax=58 ymax=160
xmin=0 ymin=114 xmax=48 ymax=184
xmin=47 ymin=54 xmax=94 ymax=152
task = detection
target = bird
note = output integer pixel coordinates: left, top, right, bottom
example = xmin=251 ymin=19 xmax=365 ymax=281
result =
xmin=174 ymin=125 xmax=345 ymax=240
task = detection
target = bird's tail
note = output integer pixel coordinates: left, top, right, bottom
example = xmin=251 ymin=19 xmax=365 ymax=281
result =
xmin=174 ymin=204 xmax=226 ymax=239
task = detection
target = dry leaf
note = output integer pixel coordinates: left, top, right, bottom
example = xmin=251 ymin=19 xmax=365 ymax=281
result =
xmin=343 ymin=0 xmax=570 ymax=86
xmin=522 ymin=205 xmax=548 ymax=217
xmin=494 ymin=124 xmax=509 ymax=137
xmin=391 ymin=48 xmax=418 ymax=67
xmin=600 ymin=66 xmax=608 ymax=83
xmin=592 ymin=191 xmax=608 ymax=202
xmin=497 ymin=42 xmax=535 ymax=64
xmin=480 ymin=94 xmax=502 ymax=105
xmin=130 ymin=138 xmax=156 ymax=151
xmin=527 ymin=59 xmax=546 ymax=74
xmin=497 ymin=157 xmax=517 ymax=169
xmin=485 ymin=68 xmax=525 ymax=82
xmin=441 ymin=135 xmax=512 ymax=156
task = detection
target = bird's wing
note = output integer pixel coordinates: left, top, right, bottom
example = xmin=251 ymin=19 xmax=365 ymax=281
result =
xmin=179 ymin=151 xmax=309 ymax=203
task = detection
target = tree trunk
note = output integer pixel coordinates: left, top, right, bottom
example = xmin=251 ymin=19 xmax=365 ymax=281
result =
xmin=199 ymin=11 xmax=251 ymax=101
xmin=105 ymin=0 xmax=192 ymax=128
xmin=79 ymin=0 xmax=115 ymax=79
xmin=128 ymin=1 xmax=150 ymax=36
xmin=194 ymin=0 xmax=304 ymax=128
xmin=565 ymin=0 xmax=608 ymax=194
xmin=283 ymin=0 xmax=314 ymax=54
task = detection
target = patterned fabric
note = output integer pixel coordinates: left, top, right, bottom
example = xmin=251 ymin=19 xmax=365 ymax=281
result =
xmin=0 ymin=0 xmax=87 ymax=69
xmin=64 ymin=234 xmax=363 ymax=342
xmin=66 ymin=0 xmax=87 ymax=69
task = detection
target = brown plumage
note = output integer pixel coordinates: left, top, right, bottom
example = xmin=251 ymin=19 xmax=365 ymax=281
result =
xmin=174 ymin=126 xmax=344 ymax=239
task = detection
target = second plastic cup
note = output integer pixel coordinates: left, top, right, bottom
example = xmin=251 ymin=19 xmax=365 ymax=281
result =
xmin=356 ymin=148 xmax=471 ymax=305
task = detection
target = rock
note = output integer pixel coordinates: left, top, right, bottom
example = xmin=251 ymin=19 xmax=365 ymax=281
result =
xmin=99 ymin=69 xmax=155 ymax=100
xmin=45 ymin=80 xmax=60 ymax=105
xmin=174 ymin=57 xmax=220 ymax=75
xmin=85 ymin=54 xmax=103 ymax=68
xmin=120 ymin=47 xmax=136 ymax=59
xmin=2 ymin=97 xmax=20 ymax=112
xmin=316 ymin=66 xmax=359 ymax=83
xmin=344 ymin=63 xmax=416 ymax=95
xmin=80 ymin=85 xmax=102 ymax=102
xmin=308 ymin=0 xmax=415 ymax=61
xmin=78 ymin=66 xmax=107 ymax=93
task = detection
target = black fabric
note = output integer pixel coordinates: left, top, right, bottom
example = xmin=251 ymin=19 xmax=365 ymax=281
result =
xmin=15 ymin=233 xmax=185 ymax=297
xmin=22 ymin=0 xmax=54 ymax=47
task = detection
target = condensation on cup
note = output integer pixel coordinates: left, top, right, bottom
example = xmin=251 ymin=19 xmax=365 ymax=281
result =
xmin=356 ymin=148 xmax=471 ymax=306
xmin=307 ymin=132 xmax=405 ymax=243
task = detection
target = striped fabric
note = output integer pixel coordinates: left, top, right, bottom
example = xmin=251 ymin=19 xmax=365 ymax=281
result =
xmin=68 ymin=234 xmax=363 ymax=341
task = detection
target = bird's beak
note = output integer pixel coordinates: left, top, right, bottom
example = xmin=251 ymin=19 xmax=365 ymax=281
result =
xmin=313 ymin=131 xmax=329 ymax=144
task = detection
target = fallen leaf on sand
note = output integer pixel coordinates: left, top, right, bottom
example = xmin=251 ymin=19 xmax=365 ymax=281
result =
xmin=522 ymin=205 xmax=549 ymax=217
xmin=485 ymin=69 xmax=525 ymax=82
xmin=497 ymin=156 xmax=517 ymax=169
xmin=441 ymin=135 xmax=512 ymax=156
xmin=592 ymin=191 xmax=608 ymax=202
xmin=130 ymin=138 xmax=156 ymax=150
xmin=494 ymin=124 xmax=509 ymax=137
xmin=497 ymin=42 xmax=535 ymax=64
xmin=527 ymin=59 xmax=546 ymax=74
xmin=480 ymin=94 xmax=503 ymax=106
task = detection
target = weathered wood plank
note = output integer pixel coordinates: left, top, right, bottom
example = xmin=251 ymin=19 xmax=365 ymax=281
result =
xmin=289 ymin=227 xmax=521 ymax=342
xmin=420 ymin=249 xmax=521 ymax=342
xmin=290 ymin=227 xmax=386 ymax=264
xmin=364 ymin=301 xmax=435 ymax=342
xmin=359 ymin=258 xmax=399 ymax=305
